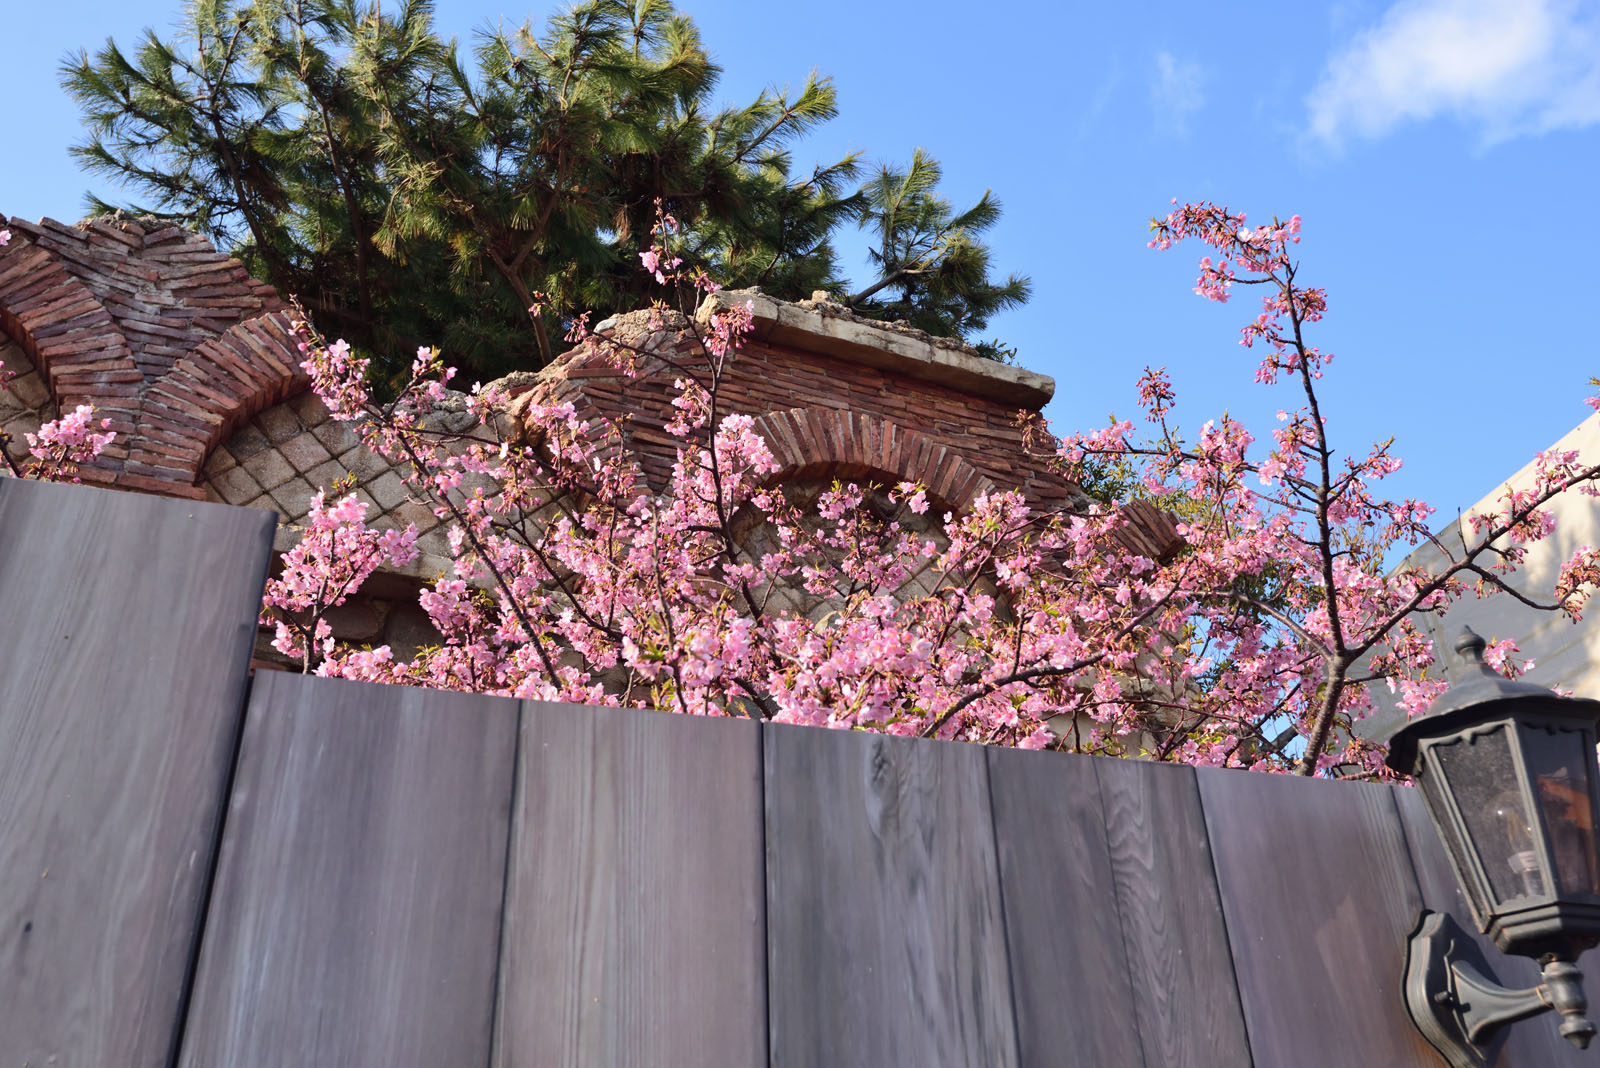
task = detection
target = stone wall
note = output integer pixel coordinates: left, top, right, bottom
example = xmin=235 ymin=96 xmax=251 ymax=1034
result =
xmin=0 ymin=337 xmax=56 ymax=466
xmin=0 ymin=215 xmax=298 ymax=497
xmin=197 ymin=392 xmax=467 ymax=666
xmin=516 ymin=292 xmax=1178 ymax=559
xmin=200 ymin=391 xmax=450 ymax=570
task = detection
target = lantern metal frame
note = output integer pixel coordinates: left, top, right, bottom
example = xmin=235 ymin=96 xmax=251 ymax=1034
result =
xmin=1386 ymin=628 xmax=1600 ymax=1067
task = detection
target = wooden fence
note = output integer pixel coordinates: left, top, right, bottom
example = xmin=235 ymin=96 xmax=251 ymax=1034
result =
xmin=1 ymin=476 xmax=1594 ymax=1066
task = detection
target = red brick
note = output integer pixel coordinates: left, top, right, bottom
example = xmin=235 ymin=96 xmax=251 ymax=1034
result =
xmin=36 ymin=331 xmax=128 ymax=358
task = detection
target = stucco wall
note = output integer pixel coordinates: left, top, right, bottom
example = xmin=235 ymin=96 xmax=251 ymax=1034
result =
xmin=1363 ymin=412 xmax=1600 ymax=738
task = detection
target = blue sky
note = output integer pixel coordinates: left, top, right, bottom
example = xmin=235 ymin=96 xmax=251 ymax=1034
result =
xmin=4 ymin=0 xmax=1599 ymax=526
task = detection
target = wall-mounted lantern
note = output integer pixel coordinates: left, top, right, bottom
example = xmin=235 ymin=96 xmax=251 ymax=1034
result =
xmin=1387 ymin=628 xmax=1600 ymax=1066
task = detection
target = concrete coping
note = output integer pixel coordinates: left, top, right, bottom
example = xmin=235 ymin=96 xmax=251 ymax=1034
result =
xmin=696 ymin=289 xmax=1055 ymax=410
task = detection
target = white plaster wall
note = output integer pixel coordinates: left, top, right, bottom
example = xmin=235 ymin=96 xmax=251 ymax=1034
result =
xmin=1363 ymin=413 xmax=1600 ymax=738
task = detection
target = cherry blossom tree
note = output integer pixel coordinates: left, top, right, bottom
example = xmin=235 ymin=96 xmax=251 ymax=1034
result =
xmin=243 ymin=202 xmax=1600 ymax=774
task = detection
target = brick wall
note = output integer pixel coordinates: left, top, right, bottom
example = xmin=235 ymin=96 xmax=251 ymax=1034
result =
xmin=0 ymin=215 xmax=298 ymax=497
xmin=522 ymin=293 xmax=1081 ymax=515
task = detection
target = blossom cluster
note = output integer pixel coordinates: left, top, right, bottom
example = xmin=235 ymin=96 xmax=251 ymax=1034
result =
xmin=0 ymin=398 xmax=116 ymax=483
xmin=254 ymin=201 xmax=1600 ymax=776
xmin=260 ymin=491 xmax=419 ymax=667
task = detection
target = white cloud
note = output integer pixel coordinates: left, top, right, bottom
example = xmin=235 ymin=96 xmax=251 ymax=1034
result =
xmin=1308 ymin=0 xmax=1600 ymax=145
xmin=1151 ymin=51 xmax=1206 ymax=135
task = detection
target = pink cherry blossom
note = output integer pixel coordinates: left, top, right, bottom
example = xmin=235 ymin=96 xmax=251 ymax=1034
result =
xmin=245 ymin=200 xmax=1600 ymax=777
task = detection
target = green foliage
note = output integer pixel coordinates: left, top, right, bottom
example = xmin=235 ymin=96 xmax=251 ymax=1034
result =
xmin=63 ymin=0 xmax=1030 ymax=382
xmin=844 ymin=149 xmax=1031 ymax=342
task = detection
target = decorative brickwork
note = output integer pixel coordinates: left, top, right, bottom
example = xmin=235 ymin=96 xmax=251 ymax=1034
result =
xmin=515 ymin=296 xmax=1081 ymax=515
xmin=0 ymin=215 xmax=1101 ymax=521
xmin=0 ymin=215 xmax=299 ymax=498
xmin=751 ymin=406 xmax=996 ymax=511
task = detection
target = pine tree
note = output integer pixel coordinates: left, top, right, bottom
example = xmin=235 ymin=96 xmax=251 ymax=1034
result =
xmin=63 ymin=0 xmax=1030 ymax=381
xmin=845 ymin=149 xmax=1032 ymax=359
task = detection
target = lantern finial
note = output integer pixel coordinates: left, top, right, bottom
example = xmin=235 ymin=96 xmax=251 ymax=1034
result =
xmin=1455 ymin=626 xmax=1487 ymax=664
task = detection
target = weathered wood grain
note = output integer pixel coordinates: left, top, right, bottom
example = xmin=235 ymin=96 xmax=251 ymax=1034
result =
xmin=493 ymin=702 xmax=765 ymax=1067
xmin=1095 ymin=757 xmax=1254 ymax=1068
xmin=177 ymin=671 xmax=518 ymax=1068
xmin=1197 ymin=769 xmax=1441 ymax=1067
xmin=985 ymin=748 xmax=1145 ymax=1068
xmin=0 ymin=478 xmax=273 ymax=1068
xmin=1394 ymin=783 xmax=1600 ymax=1067
xmin=765 ymin=724 xmax=1018 ymax=1068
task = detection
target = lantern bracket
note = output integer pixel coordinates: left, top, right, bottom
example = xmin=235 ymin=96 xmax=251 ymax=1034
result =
xmin=1406 ymin=910 xmax=1595 ymax=1066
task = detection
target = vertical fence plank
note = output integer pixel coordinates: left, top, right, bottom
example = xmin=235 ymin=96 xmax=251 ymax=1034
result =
xmin=0 ymin=479 xmax=272 ymax=1068
xmin=765 ymin=724 xmax=1017 ymax=1068
xmin=1095 ymin=758 xmax=1255 ymax=1068
xmin=1394 ymin=784 xmax=1599 ymax=1066
xmin=493 ymin=703 xmax=765 ymax=1067
xmin=985 ymin=748 xmax=1146 ymax=1068
xmin=178 ymin=672 xmax=518 ymax=1068
xmin=1198 ymin=769 xmax=1443 ymax=1067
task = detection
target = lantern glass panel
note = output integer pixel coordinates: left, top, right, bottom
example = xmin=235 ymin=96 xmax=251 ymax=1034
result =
xmin=1519 ymin=723 xmax=1600 ymax=897
xmin=1418 ymin=768 xmax=1493 ymax=925
xmin=1434 ymin=725 xmax=1549 ymax=905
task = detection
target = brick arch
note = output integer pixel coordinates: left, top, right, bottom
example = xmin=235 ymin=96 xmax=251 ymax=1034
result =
xmin=128 ymin=311 xmax=308 ymax=486
xmin=751 ymin=406 xmax=995 ymax=511
xmin=0 ymin=236 xmax=140 ymax=445
xmin=0 ymin=217 xmax=306 ymax=497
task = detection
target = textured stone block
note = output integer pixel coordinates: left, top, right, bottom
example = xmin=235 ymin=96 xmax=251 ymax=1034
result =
xmin=322 ymin=599 xmax=388 ymax=642
xmin=210 ymin=464 xmax=264 ymax=507
xmin=202 ymin=447 xmax=237 ymax=478
xmin=342 ymin=445 xmax=393 ymax=482
xmin=279 ymin=431 xmax=332 ymax=474
xmin=303 ymin=458 xmax=348 ymax=494
xmin=415 ymin=527 xmax=454 ymax=562
xmin=455 ymin=471 xmax=501 ymax=501
xmin=225 ymin=424 xmax=273 ymax=460
xmin=390 ymin=498 xmax=441 ymax=534
xmin=270 ymin=475 xmax=318 ymax=520
xmin=271 ymin=523 xmax=303 ymax=554
xmin=4 ymin=410 xmax=42 ymax=439
xmin=4 ymin=417 xmax=41 ymax=460
xmin=366 ymin=471 xmax=410 ymax=511
xmin=312 ymin=419 xmax=360 ymax=455
xmin=382 ymin=602 xmax=439 ymax=660
xmin=255 ymin=403 xmax=303 ymax=444
xmin=240 ymin=447 xmax=295 ymax=491
xmin=7 ymin=371 xmax=49 ymax=411
xmin=288 ymin=390 xmax=331 ymax=428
